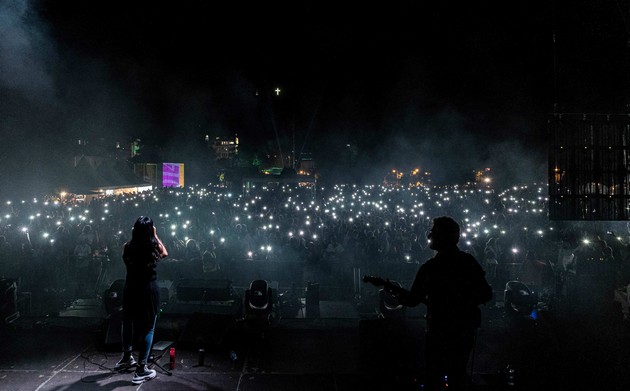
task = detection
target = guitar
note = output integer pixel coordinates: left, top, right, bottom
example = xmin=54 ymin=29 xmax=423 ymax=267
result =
xmin=363 ymin=277 xmax=482 ymax=331
xmin=362 ymin=275 xmax=405 ymax=296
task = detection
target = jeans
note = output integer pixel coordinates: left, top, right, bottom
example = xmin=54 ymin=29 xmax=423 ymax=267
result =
xmin=122 ymin=315 xmax=157 ymax=365
xmin=121 ymin=279 xmax=159 ymax=366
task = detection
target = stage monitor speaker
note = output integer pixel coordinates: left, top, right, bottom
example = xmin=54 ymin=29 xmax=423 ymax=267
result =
xmin=1 ymin=278 xmax=19 ymax=324
xmin=176 ymin=279 xmax=233 ymax=302
xmin=103 ymin=310 xmax=123 ymax=348
xmin=305 ymin=282 xmax=320 ymax=318
xmin=103 ymin=311 xmax=161 ymax=350
xmin=177 ymin=313 xmax=235 ymax=348
xmin=103 ymin=279 xmax=124 ymax=315
xmin=158 ymin=280 xmax=174 ymax=302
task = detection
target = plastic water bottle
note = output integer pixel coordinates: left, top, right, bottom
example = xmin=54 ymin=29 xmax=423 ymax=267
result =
xmin=169 ymin=347 xmax=176 ymax=370
xmin=198 ymin=348 xmax=205 ymax=366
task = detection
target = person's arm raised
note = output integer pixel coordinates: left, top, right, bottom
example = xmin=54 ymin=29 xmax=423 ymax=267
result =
xmin=154 ymin=226 xmax=169 ymax=258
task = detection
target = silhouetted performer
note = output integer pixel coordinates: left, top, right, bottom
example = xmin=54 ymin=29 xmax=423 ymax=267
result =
xmin=114 ymin=216 xmax=168 ymax=385
xmin=391 ymin=216 xmax=492 ymax=390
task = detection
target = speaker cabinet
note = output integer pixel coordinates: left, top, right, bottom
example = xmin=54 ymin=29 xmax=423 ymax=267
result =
xmin=176 ymin=279 xmax=233 ymax=302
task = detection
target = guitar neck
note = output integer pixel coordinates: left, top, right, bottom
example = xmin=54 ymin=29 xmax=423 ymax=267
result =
xmin=363 ymin=275 xmax=407 ymax=297
xmin=362 ymin=275 xmax=385 ymax=286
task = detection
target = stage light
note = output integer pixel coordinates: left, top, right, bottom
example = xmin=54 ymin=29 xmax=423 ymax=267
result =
xmin=103 ymin=279 xmax=125 ymax=314
xmin=504 ymin=280 xmax=537 ymax=318
xmin=244 ymin=279 xmax=273 ymax=327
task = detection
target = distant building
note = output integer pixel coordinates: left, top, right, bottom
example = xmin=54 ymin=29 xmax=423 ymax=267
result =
xmin=208 ymin=135 xmax=239 ymax=161
xmin=297 ymin=153 xmax=317 ymax=177
xmin=474 ymin=168 xmax=493 ymax=187
xmin=64 ymin=155 xmax=150 ymax=203
xmin=63 ymin=137 xmax=151 ymax=201
xmin=130 ymin=138 xmax=141 ymax=158
xmin=73 ymin=137 xmax=129 ymax=165
xmin=134 ymin=162 xmax=185 ymax=189
xmin=385 ymin=167 xmax=431 ymax=187
xmin=409 ymin=167 xmax=431 ymax=187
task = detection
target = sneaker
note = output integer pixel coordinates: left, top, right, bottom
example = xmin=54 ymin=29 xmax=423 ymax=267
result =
xmin=114 ymin=354 xmax=137 ymax=371
xmin=132 ymin=366 xmax=156 ymax=384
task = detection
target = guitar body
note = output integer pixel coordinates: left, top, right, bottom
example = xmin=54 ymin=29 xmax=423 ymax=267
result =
xmin=362 ymin=275 xmax=405 ymax=315
xmin=363 ymin=275 xmax=402 ymax=294
xmin=363 ymin=275 xmax=481 ymax=331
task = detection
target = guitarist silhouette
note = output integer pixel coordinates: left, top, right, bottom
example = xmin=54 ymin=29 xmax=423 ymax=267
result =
xmin=364 ymin=216 xmax=492 ymax=391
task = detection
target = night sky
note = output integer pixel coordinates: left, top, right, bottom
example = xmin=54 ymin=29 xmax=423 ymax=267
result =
xmin=2 ymin=0 xmax=630 ymax=194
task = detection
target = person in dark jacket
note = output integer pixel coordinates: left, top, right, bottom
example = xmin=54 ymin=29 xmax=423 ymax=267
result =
xmin=114 ymin=216 xmax=168 ymax=385
xmin=389 ymin=216 xmax=493 ymax=390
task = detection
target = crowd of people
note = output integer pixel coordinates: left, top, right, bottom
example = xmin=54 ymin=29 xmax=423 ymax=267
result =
xmin=1 ymin=181 xmax=629 ymax=317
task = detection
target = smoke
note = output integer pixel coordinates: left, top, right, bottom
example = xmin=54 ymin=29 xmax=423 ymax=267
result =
xmin=485 ymin=140 xmax=547 ymax=186
xmin=312 ymin=49 xmax=549 ymax=187
xmin=317 ymin=91 xmax=547 ymax=187
xmin=373 ymin=118 xmax=546 ymax=187
xmin=0 ymin=0 xmax=55 ymax=100
xmin=0 ymin=1 xmax=549 ymax=199
xmin=0 ymin=0 xmax=59 ymax=198
xmin=0 ymin=1 xmax=151 ymax=198
xmin=331 ymin=114 xmax=545 ymax=187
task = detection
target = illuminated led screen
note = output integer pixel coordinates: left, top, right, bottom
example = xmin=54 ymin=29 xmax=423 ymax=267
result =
xmin=162 ymin=163 xmax=184 ymax=187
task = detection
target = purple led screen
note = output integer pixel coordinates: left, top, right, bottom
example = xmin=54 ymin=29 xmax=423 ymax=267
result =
xmin=162 ymin=163 xmax=184 ymax=187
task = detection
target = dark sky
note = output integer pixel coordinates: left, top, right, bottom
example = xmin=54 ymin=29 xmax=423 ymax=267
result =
xmin=2 ymin=0 xmax=630 ymax=193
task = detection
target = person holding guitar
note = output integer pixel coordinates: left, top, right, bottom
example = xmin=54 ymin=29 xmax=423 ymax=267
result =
xmin=364 ymin=216 xmax=492 ymax=391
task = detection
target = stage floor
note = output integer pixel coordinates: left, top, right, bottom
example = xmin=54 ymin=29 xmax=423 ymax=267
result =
xmin=1 ymin=298 xmax=630 ymax=391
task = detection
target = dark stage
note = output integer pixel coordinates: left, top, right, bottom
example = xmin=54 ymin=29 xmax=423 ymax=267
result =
xmin=1 ymin=282 xmax=630 ymax=391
